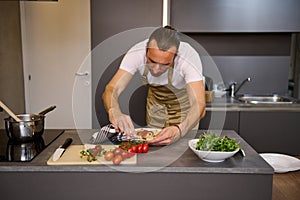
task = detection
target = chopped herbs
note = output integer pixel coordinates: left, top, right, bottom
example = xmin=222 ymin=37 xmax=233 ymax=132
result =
xmin=80 ymin=145 xmax=102 ymax=162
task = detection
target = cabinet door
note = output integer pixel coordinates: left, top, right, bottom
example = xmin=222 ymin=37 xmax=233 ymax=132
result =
xmin=240 ymin=111 xmax=300 ymax=155
xmin=171 ymin=0 xmax=300 ymax=32
xmin=91 ymin=0 xmax=162 ymax=47
xmin=199 ymin=111 xmax=239 ymax=133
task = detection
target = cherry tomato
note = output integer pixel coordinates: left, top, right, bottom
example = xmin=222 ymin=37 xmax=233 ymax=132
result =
xmin=137 ymin=144 xmax=143 ymax=153
xmin=92 ymin=145 xmax=102 ymax=152
xmin=130 ymin=146 xmax=137 ymax=153
xmin=121 ymin=151 xmax=128 ymax=160
xmin=113 ymin=148 xmax=123 ymax=155
xmin=104 ymin=151 xmax=114 ymax=161
xmin=127 ymin=149 xmax=136 ymax=158
xmin=142 ymin=143 xmax=149 ymax=153
xmin=113 ymin=154 xmax=122 ymax=165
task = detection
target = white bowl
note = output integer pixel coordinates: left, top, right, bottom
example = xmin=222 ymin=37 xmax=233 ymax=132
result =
xmin=188 ymin=139 xmax=239 ymax=163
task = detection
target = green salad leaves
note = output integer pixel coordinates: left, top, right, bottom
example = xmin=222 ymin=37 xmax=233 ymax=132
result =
xmin=196 ymin=132 xmax=241 ymax=152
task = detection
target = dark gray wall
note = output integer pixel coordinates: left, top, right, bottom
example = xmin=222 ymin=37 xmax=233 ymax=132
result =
xmin=0 ymin=1 xmax=25 ymax=129
xmin=186 ymin=33 xmax=291 ymax=95
xmin=91 ymin=0 xmax=162 ymax=128
xmin=212 ymin=56 xmax=290 ymax=95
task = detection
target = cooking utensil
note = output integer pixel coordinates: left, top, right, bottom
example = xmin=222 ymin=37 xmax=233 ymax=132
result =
xmin=0 ymin=101 xmax=22 ymax=122
xmin=4 ymin=105 xmax=56 ymax=142
xmin=90 ymin=124 xmax=112 ymax=144
xmin=52 ymin=138 xmax=73 ymax=161
xmin=90 ymin=124 xmax=147 ymax=144
xmin=38 ymin=105 xmax=56 ymax=115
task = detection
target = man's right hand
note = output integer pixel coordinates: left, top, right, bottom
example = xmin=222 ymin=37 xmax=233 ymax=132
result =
xmin=109 ymin=108 xmax=136 ymax=138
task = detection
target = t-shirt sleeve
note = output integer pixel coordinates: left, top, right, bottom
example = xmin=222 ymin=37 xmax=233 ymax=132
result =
xmin=119 ymin=41 xmax=146 ymax=75
xmin=181 ymin=48 xmax=203 ymax=83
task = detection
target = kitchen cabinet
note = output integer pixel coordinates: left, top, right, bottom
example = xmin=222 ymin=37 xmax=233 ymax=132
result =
xmin=0 ymin=130 xmax=273 ymax=200
xmin=239 ymin=110 xmax=300 ymax=155
xmin=199 ymin=110 xmax=239 ymax=133
xmin=171 ymin=0 xmax=300 ymax=32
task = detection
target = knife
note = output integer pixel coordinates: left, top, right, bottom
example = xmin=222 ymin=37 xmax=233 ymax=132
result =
xmin=53 ymin=138 xmax=73 ymax=161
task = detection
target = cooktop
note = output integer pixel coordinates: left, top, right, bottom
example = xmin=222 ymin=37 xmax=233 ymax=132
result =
xmin=0 ymin=129 xmax=64 ymax=162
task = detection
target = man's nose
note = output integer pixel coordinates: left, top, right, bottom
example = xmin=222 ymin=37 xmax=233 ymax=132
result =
xmin=152 ymin=64 xmax=161 ymax=74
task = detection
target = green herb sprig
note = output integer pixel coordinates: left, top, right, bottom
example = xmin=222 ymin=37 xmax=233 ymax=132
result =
xmin=196 ymin=132 xmax=241 ymax=152
xmin=80 ymin=145 xmax=102 ymax=162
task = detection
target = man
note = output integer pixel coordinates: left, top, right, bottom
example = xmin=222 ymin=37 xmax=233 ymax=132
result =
xmin=102 ymin=26 xmax=206 ymax=145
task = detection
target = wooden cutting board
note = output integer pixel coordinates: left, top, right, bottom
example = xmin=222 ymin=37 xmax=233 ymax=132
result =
xmin=47 ymin=145 xmax=137 ymax=165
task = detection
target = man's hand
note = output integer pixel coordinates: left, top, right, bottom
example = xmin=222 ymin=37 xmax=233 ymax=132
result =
xmin=108 ymin=108 xmax=136 ymax=138
xmin=147 ymin=126 xmax=180 ymax=146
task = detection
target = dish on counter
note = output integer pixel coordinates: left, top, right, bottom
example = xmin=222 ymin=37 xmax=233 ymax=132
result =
xmin=135 ymin=128 xmax=161 ymax=141
xmin=189 ymin=139 xmax=239 ymax=162
xmin=259 ymin=153 xmax=300 ymax=173
xmin=188 ymin=132 xmax=241 ymax=163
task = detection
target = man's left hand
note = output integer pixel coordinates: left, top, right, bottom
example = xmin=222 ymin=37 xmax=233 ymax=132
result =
xmin=147 ymin=126 xmax=180 ymax=145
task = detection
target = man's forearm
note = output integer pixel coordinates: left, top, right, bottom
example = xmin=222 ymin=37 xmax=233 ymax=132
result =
xmin=178 ymin=81 xmax=206 ymax=137
xmin=102 ymin=85 xmax=121 ymax=114
xmin=179 ymin=103 xmax=205 ymax=137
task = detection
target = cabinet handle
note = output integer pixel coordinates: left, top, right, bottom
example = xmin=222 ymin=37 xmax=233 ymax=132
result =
xmin=75 ymin=71 xmax=89 ymax=76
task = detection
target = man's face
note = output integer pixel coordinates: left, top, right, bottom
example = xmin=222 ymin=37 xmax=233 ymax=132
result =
xmin=146 ymin=40 xmax=177 ymax=77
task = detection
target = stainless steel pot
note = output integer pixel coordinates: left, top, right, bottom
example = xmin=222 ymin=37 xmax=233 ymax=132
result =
xmin=4 ymin=106 xmax=56 ymax=142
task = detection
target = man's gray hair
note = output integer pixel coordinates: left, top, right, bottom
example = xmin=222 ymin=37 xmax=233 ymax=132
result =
xmin=147 ymin=26 xmax=180 ymax=52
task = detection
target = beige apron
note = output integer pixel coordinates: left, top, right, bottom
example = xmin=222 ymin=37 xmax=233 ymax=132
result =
xmin=142 ymin=67 xmax=190 ymax=128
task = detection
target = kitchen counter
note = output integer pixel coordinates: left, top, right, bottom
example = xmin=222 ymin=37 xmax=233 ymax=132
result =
xmin=206 ymin=95 xmax=300 ymax=111
xmin=0 ymin=129 xmax=273 ymax=200
xmin=202 ymin=96 xmax=300 ymax=156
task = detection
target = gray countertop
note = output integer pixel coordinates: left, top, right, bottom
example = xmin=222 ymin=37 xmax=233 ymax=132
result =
xmin=0 ymin=129 xmax=273 ymax=174
xmin=206 ymin=95 xmax=300 ymax=111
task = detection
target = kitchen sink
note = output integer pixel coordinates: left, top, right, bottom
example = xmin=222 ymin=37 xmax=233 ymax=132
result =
xmin=236 ymin=94 xmax=298 ymax=105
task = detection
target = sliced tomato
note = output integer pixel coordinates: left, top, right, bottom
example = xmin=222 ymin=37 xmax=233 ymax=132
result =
xmin=113 ymin=148 xmax=123 ymax=155
xmin=121 ymin=151 xmax=128 ymax=160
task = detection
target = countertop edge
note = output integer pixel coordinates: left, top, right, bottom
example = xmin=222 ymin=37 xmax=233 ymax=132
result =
xmin=0 ymin=165 xmax=274 ymax=174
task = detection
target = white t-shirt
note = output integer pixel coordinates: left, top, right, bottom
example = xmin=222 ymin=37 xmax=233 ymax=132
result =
xmin=120 ymin=39 xmax=203 ymax=89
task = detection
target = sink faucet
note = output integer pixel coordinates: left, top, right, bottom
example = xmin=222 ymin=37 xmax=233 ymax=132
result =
xmin=228 ymin=77 xmax=251 ymax=97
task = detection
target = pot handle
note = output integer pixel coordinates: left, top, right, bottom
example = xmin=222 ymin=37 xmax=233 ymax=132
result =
xmin=38 ymin=105 xmax=56 ymax=116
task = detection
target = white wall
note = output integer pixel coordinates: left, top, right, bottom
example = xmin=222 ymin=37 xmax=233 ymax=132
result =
xmin=20 ymin=0 xmax=91 ymax=128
